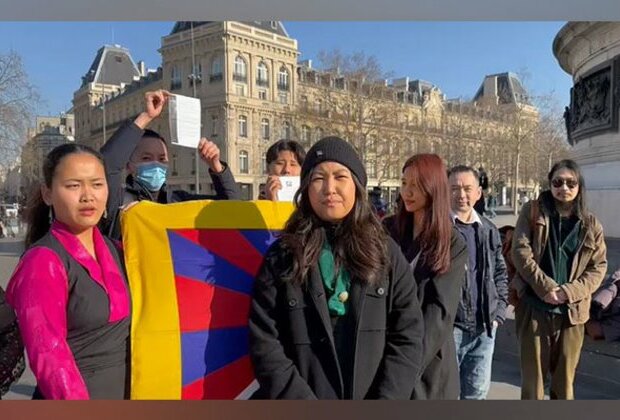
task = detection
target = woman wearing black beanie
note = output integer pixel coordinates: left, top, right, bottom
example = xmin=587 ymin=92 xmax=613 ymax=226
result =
xmin=249 ymin=136 xmax=424 ymax=399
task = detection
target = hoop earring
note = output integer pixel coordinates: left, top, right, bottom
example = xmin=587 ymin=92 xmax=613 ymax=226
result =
xmin=48 ymin=207 xmax=54 ymax=223
xmin=103 ymin=208 xmax=108 ymax=219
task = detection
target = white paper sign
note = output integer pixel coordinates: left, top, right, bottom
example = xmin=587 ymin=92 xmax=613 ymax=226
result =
xmin=168 ymin=94 xmax=201 ymax=148
xmin=277 ymin=176 xmax=300 ymax=202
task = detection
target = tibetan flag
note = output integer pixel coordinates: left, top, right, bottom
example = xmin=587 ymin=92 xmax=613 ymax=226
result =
xmin=122 ymin=200 xmax=294 ymax=399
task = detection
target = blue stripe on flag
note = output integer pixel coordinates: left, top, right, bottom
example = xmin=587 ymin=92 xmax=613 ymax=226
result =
xmin=168 ymin=231 xmax=254 ymax=295
xmin=238 ymin=229 xmax=278 ymax=255
xmin=180 ymin=327 xmax=249 ymax=386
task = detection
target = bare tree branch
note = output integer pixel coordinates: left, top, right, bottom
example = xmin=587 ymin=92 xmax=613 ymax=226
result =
xmin=0 ymin=50 xmax=40 ymax=175
xmin=296 ymin=50 xmax=404 ymax=186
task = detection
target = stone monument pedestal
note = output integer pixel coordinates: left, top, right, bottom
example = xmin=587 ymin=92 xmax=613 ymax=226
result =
xmin=554 ymin=22 xmax=620 ymax=238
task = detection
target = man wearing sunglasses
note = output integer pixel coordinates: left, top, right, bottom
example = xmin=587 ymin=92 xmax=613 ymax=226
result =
xmin=511 ymin=159 xmax=607 ymax=400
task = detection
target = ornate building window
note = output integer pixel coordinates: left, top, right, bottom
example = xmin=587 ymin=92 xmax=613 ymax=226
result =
xmin=261 ymin=118 xmax=270 ymax=140
xmin=239 ymin=150 xmax=249 ymax=174
xmin=210 ymin=56 xmax=223 ymax=82
xmin=189 ymin=62 xmax=202 ymax=86
xmin=235 ymin=84 xmax=246 ymax=97
xmin=366 ymin=158 xmax=377 ymax=178
xmin=234 ymin=56 xmax=247 ymax=82
xmin=211 ymin=115 xmax=218 ymax=137
xmin=238 ymin=115 xmax=248 ymax=137
xmin=170 ymin=65 xmax=182 ymax=90
xmin=257 ymin=62 xmax=269 ymax=87
xmin=261 ymin=155 xmax=268 ymax=174
xmin=278 ymin=66 xmax=289 ymax=91
xmin=281 ymin=121 xmax=291 ymax=139
xmin=301 ymin=125 xmax=311 ymax=144
xmin=315 ymin=127 xmax=324 ymax=142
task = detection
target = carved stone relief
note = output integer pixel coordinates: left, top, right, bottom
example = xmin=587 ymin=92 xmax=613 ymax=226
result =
xmin=565 ymin=56 xmax=619 ymax=144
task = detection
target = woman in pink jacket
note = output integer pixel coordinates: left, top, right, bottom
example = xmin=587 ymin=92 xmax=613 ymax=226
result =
xmin=7 ymin=143 xmax=130 ymax=399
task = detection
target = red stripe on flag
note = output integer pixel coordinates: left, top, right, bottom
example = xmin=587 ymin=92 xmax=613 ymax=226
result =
xmin=173 ymin=228 xmax=264 ymax=277
xmin=175 ymin=275 xmax=251 ymax=332
xmin=181 ymin=355 xmax=255 ymax=399
xmin=197 ymin=229 xmax=264 ymax=277
xmin=173 ymin=228 xmax=201 ymax=243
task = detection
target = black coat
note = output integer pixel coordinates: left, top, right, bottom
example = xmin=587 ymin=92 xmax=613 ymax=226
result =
xmin=100 ymin=121 xmax=241 ymax=240
xmin=249 ymin=237 xmax=424 ymax=399
xmin=0 ymin=286 xmax=25 ymax=397
xmin=383 ymin=216 xmax=468 ymax=399
xmin=453 ymin=215 xmax=509 ymax=336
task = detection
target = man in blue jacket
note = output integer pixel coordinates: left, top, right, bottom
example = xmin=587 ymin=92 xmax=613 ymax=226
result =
xmin=448 ymin=165 xmax=509 ymax=399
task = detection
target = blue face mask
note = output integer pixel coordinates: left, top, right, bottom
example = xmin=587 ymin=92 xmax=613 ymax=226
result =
xmin=135 ymin=161 xmax=168 ymax=192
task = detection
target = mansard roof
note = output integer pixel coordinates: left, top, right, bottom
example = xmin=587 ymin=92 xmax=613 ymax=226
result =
xmin=473 ymin=72 xmax=531 ymax=105
xmin=170 ymin=21 xmax=289 ymax=37
xmin=81 ymin=44 xmax=141 ymax=88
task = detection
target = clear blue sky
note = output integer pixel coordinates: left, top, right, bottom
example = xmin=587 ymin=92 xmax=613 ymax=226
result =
xmin=0 ymin=21 xmax=571 ymax=117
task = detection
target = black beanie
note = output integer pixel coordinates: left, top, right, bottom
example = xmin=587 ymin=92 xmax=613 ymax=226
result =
xmin=301 ymin=136 xmax=367 ymax=187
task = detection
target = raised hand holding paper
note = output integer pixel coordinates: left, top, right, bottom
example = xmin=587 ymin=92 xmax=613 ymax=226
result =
xmin=276 ymin=176 xmax=300 ymax=202
xmin=168 ymin=94 xmax=201 ymax=148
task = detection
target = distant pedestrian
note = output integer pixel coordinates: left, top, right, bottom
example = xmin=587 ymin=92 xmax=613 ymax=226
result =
xmin=369 ymin=187 xmax=388 ymax=219
xmin=518 ymin=191 xmax=530 ymax=208
xmin=487 ymin=193 xmax=497 ymax=218
xmin=586 ymin=268 xmax=620 ymax=342
xmin=478 ymin=167 xmax=489 ymax=191
xmin=473 ymin=167 xmax=488 ymax=215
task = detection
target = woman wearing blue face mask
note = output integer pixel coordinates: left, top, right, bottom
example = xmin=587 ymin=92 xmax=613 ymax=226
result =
xmin=100 ymin=90 xmax=241 ymax=241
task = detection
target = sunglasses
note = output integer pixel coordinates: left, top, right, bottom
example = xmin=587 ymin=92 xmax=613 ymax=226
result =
xmin=551 ymin=178 xmax=578 ymax=189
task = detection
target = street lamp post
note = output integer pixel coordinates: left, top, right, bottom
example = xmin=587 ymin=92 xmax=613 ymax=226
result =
xmin=188 ymin=22 xmax=202 ymax=194
xmin=101 ymin=64 xmax=106 ymax=146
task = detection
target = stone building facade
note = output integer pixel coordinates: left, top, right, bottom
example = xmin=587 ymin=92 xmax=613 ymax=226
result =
xmin=20 ymin=114 xmax=75 ymax=194
xmin=73 ymin=21 xmax=539 ymax=203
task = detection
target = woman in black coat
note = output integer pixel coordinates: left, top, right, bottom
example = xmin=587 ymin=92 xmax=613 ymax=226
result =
xmin=384 ymin=154 xmax=467 ymax=400
xmin=249 ymin=137 xmax=425 ymax=399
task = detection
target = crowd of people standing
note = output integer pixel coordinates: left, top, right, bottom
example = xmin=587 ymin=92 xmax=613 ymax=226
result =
xmin=0 ymin=89 xmax=609 ymax=400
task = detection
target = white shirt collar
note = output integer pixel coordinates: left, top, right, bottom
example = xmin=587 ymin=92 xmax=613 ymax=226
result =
xmin=451 ymin=209 xmax=483 ymax=226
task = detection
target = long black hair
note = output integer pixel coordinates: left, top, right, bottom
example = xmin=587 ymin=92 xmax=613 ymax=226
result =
xmin=279 ymin=171 xmax=388 ymax=286
xmin=546 ymin=159 xmax=587 ymax=219
xmin=25 ymin=143 xmax=106 ymax=248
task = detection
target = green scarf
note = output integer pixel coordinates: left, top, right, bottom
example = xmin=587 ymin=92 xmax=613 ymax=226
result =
xmin=318 ymin=240 xmax=351 ymax=316
xmin=549 ymin=216 xmax=581 ymax=288
xmin=527 ymin=214 xmax=581 ymax=314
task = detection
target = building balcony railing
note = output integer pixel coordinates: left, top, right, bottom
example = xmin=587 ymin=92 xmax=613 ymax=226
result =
xmin=210 ymin=73 xmax=223 ymax=82
xmin=313 ymin=109 xmax=329 ymax=118
xmin=188 ymin=75 xmax=202 ymax=86
xmin=233 ymin=73 xmax=247 ymax=82
xmin=277 ymin=82 xmax=290 ymax=91
xmin=256 ymin=79 xmax=269 ymax=88
xmin=170 ymin=80 xmax=182 ymax=91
